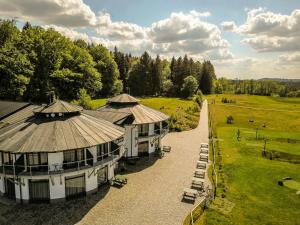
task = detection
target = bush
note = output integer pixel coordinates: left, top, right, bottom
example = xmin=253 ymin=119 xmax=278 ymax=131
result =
xmin=193 ymin=90 xmax=204 ymax=107
xmin=72 ymin=88 xmax=93 ymax=109
xmin=181 ymin=75 xmax=198 ymax=98
xmin=286 ymin=90 xmax=300 ymax=97
xmin=227 ymin=115 xmax=234 ymax=124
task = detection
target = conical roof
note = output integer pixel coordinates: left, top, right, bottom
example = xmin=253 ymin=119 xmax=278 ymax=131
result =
xmin=34 ymin=100 xmax=83 ymax=114
xmin=0 ymin=113 xmax=124 ymax=153
xmin=107 ymin=94 xmax=139 ymax=104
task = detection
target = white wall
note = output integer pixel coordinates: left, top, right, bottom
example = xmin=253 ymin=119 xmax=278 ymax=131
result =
xmin=87 ymin=146 xmax=97 ymax=163
xmin=0 ymin=175 xmax=4 ymax=194
xmin=15 ymin=178 xmax=29 ymax=201
xmin=50 ymin=176 xmax=65 ymax=200
xmin=48 ymin=152 xmax=63 ymax=171
xmin=85 ymin=169 xmax=98 ymax=192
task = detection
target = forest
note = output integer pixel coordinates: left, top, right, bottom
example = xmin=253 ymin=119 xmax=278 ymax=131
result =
xmin=0 ymin=20 xmax=299 ymax=105
xmin=0 ymin=20 xmax=215 ymax=103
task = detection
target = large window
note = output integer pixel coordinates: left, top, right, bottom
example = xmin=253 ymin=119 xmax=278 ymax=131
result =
xmin=29 ymin=179 xmax=50 ymax=203
xmin=63 ymin=149 xmax=85 ymax=169
xmin=138 ymin=124 xmax=149 ymax=137
xmin=26 ymin=153 xmax=48 ymax=172
xmin=97 ymin=143 xmax=109 ymax=161
xmin=65 ymin=174 xmax=86 ymax=200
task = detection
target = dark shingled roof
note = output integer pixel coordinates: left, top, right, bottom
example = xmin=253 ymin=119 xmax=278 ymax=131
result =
xmin=0 ymin=101 xmax=124 ymax=153
xmin=107 ymin=93 xmax=139 ymax=104
xmin=0 ymin=101 xmax=31 ymax=120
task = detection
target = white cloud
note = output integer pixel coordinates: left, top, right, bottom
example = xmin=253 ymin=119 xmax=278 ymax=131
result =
xmin=221 ymin=21 xmax=237 ymax=31
xmin=0 ymin=0 xmax=97 ymax=27
xmin=236 ymin=8 xmax=300 ymax=53
xmin=96 ymin=12 xmax=148 ymax=40
xmin=242 ymin=36 xmax=300 ymax=52
xmin=239 ymin=8 xmax=300 ymax=37
xmin=279 ymin=52 xmax=300 ymax=63
xmin=148 ymin=11 xmax=230 ymax=57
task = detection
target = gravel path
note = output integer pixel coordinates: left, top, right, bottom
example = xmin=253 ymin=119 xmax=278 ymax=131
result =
xmin=78 ymin=100 xmax=209 ymax=225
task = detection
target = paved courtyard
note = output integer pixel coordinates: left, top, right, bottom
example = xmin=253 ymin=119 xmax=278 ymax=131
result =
xmin=78 ymin=100 xmax=209 ymax=225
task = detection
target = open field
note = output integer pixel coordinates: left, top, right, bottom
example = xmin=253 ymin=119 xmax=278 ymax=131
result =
xmin=90 ymin=97 xmax=200 ymax=131
xmin=198 ymin=94 xmax=300 ymax=225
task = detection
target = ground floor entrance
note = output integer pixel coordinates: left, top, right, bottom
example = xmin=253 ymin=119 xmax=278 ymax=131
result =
xmin=65 ymin=174 xmax=85 ymax=200
xmin=29 ymin=179 xmax=50 ymax=203
xmin=97 ymin=166 xmax=108 ymax=187
xmin=138 ymin=141 xmax=149 ymax=156
xmin=4 ymin=178 xmax=15 ymax=200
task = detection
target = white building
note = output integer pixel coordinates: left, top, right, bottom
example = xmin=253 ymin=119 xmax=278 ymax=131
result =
xmin=85 ymin=94 xmax=169 ymax=158
xmin=0 ymin=100 xmax=125 ymax=203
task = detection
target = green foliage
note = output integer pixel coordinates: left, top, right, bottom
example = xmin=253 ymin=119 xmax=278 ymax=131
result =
xmin=200 ymin=61 xmax=214 ymax=94
xmin=181 ymin=75 xmax=198 ymax=98
xmin=89 ymin=44 xmax=119 ymax=96
xmin=0 ymin=19 xmax=219 ymax=102
xmin=0 ymin=42 xmax=33 ymax=99
xmin=214 ymin=77 xmax=300 ymax=97
xmin=140 ymin=97 xmax=200 ymax=131
xmin=286 ymin=90 xmax=300 ymax=97
xmin=193 ymin=90 xmax=204 ymax=107
xmin=72 ymin=88 xmax=92 ymax=109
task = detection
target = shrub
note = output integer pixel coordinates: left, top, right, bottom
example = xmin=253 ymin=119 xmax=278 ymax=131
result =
xmin=181 ymin=75 xmax=198 ymax=98
xmin=227 ymin=115 xmax=234 ymax=124
xmin=72 ymin=88 xmax=92 ymax=109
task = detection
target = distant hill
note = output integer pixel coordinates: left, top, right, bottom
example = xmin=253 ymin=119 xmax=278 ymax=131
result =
xmin=258 ymin=78 xmax=300 ymax=83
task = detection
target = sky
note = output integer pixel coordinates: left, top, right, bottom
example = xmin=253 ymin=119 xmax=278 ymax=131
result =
xmin=0 ymin=0 xmax=299 ymax=79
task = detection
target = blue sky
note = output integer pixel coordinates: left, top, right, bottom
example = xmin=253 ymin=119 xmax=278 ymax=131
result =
xmin=0 ymin=0 xmax=299 ymax=79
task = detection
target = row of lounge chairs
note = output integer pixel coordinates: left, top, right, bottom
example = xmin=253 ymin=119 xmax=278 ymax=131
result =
xmin=183 ymin=142 xmax=209 ymax=203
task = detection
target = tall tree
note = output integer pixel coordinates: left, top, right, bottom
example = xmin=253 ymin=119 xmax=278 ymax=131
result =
xmin=89 ymin=44 xmax=120 ymax=96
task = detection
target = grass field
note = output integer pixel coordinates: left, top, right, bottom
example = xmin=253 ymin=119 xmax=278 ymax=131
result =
xmin=199 ymin=94 xmax=300 ymax=225
xmin=90 ymin=97 xmax=200 ymax=131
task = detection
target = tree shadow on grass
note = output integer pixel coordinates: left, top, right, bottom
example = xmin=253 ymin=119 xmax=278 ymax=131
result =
xmin=0 ymin=184 xmax=111 ymax=225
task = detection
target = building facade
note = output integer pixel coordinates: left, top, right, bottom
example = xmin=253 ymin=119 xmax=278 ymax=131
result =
xmin=86 ymin=94 xmax=169 ymax=158
xmin=0 ymin=101 xmax=125 ymax=203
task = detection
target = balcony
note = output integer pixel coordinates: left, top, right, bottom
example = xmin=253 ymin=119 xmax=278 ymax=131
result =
xmin=137 ymin=126 xmax=169 ymax=139
xmin=0 ymin=147 xmax=125 ymax=176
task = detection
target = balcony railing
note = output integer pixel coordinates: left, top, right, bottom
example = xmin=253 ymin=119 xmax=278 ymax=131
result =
xmin=0 ymin=147 xmax=125 ymax=176
xmin=138 ymin=126 xmax=169 ymax=138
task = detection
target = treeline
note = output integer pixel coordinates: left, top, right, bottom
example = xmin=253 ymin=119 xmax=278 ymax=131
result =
xmin=0 ymin=20 xmax=215 ymax=103
xmin=214 ymin=78 xmax=300 ymax=97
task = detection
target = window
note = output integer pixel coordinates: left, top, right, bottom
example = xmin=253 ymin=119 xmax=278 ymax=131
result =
xmin=26 ymin=153 xmax=48 ymax=172
xmin=26 ymin=153 xmax=48 ymax=166
xmin=138 ymin=124 xmax=149 ymax=137
xmin=154 ymin=122 xmax=160 ymax=134
xmin=2 ymin=152 xmax=13 ymax=164
xmin=63 ymin=149 xmax=84 ymax=163
xmin=63 ymin=149 xmax=85 ymax=169
xmin=97 ymin=143 xmax=109 ymax=160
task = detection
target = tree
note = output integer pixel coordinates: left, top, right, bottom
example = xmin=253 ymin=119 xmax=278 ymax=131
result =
xmin=89 ymin=44 xmax=120 ymax=96
xmin=0 ymin=43 xmax=33 ymax=99
xmin=74 ymin=88 xmax=92 ymax=109
xmin=0 ymin=20 xmax=20 ymax=47
xmin=128 ymin=51 xmax=153 ymax=96
xmin=181 ymin=75 xmax=198 ymax=98
xmin=200 ymin=61 xmax=214 ymax=94
xmin=152 ymin=55 xmax=163 ymax=95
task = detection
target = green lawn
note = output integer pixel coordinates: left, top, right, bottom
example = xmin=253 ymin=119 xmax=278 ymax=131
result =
xmin=90 ymin=98 xmax=107 ymax=109
xmin=90 ymin=97 xmax=200 ymax=131
xmin=200 ymin=94 xmax=300 ymax=225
